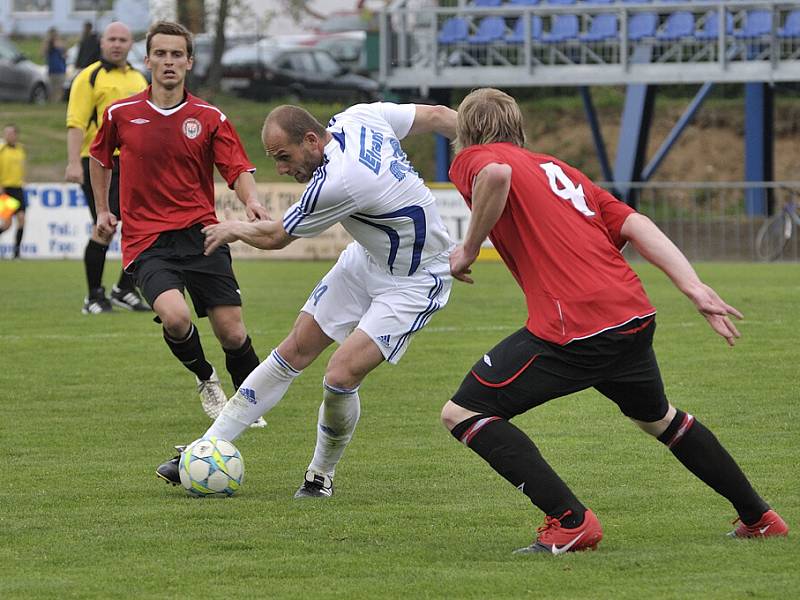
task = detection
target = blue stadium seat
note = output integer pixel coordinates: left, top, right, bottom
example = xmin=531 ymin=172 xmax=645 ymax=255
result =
xmin=541 ymin=14 xmax=580 ymax=42
xmin=545 ymin=0 xmax=575 ymax=5
xmin=622 ymin=0 xmax=651 ymax=3
xmin=471 ymin=0 xmax=503 ymax=7
xmin=694 ymin=10 xmax=734 ymax=40
xmin=734 ymin=10 xmax=772 ymax=39
xmin=580 ymin=13 xmax=618 ymax=41
xmin=506 ymin=15 xmax=544 ymax=43
xmin=584 ymin=0 xmax=614 ymax=4
xmin=507 ymin=0 xmax=541 ymax=6
xmin=469 ymin=16 xmax=507 ymax=43
xmin=657 ymin=11 xmax=695 ymax=41
xmin=778 ymin=10 xmax=800 ymax=38
xmin=628 ymin=12 xmax=658 ymax=41
xmin=438 ymin=17 xmax=469 ymax=44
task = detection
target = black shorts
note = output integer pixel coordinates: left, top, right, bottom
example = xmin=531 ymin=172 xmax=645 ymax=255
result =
xmin=129 ymin=224 xmax=242 ymax=318
xmin=451 ymin=317 xmax=668 ymax=423
xmin=4 ymin=187 xmax=26 ymax=212
xmin=82 ymin=156 xmax=120 ymax=222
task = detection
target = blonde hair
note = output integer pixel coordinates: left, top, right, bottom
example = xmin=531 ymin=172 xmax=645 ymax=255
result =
xmin=456 ymin=88 xmax=526 ymax=151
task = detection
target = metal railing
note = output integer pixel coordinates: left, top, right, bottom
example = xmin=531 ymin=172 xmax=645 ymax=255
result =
xmin=380 ymin=1 xmax=800 ymax=91
xmin=608 ymin=181 xmax=800 ymax=261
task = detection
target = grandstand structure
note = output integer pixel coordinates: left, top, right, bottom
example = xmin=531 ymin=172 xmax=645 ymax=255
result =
xmin=377 ymin=1 xmax=800 ymax=218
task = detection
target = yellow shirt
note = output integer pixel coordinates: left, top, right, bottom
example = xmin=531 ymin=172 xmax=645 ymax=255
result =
xmin=66 ymin=60 xmax=148 ymax=157
xmin=0 ymin=143 xmax=26 ymax=188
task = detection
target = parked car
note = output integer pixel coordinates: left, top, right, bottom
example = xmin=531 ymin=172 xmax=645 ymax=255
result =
xmin=221 ymin=43 xmax=379 ymax=103
xmin=0 ymin=36 xmax=49 ymax=104
xmin=313 ymin=31 xmax=368 ymax=75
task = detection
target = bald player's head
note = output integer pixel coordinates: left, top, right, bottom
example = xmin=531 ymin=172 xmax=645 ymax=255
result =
xmin=101 ymin=21 xmax=133 ymax=67
xmin=262 ymin=105 xmax=329 ymax=184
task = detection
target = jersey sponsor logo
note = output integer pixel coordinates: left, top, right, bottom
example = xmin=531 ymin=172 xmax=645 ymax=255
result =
xmin=240 ymin=387 xmax=257 ymax=404
xmin=358 ymin=126 xmax=383 ymax=174
xmin=182 ymin=117 xmax=202 ymax=139
xmin=130 ymin=118 xmax=150 ymax=125
xmin=483 ymin=354 xmax=492 ymax=366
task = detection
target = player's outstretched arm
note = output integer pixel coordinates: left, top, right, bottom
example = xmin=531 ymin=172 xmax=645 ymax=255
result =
xmin=620 ymin=213 xmax=743 ymax=346
xmin=407 ymin=105 xmax=458 ymax=140
xmin=451 ymin=162 xmax=512 ymax=284
xmin=202 ymin=219 xmax=295 ymax=255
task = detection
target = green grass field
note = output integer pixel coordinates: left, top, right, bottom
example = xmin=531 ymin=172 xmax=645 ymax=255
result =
xmin=1 ymin=259 xmax=797 ymax=599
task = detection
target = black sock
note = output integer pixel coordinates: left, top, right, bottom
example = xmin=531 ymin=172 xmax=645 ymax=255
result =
xmin=451 ymin=415 xmax=586 ymax=527
xmin=659 ymin=410 xmax=769 ymax=525
xmin=224 ymin=335 xmax=260 ymax=389
xmin=163 ymin=324 xmax=214 ymax=381
xmin=116 ymin=269 xmax=137 ymax=292
xmin=84 ymin=239 xmax=108 ymax=292
xmin=14 ymin=226 xmax=23 ymax=256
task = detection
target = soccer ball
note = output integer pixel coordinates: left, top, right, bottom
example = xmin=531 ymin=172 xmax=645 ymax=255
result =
xmin=178 ymin=437 xmax=244 ymax=497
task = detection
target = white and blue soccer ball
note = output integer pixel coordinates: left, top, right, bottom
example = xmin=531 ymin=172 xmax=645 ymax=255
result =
xmin=178 ymin=437 xmax=244 ymax=497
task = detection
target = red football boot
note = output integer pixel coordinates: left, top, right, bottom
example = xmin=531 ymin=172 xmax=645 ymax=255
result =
xmin=514 ymin=509 xmax=603 ymax=555
xmin=728 ymin=509 xmax=789 ymax=539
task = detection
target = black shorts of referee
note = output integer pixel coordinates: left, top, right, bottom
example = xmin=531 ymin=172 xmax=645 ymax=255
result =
xmin=82 ymin=156 xmax=120 ymax=222
xmin=3 ymin=186 xmax=26 ymax=212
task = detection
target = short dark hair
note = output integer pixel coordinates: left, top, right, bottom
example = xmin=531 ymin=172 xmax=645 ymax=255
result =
xmin=146 ymin=21 xmax=193 ymax=58
xmin=263 ymin=105 xmax=326 ymax=145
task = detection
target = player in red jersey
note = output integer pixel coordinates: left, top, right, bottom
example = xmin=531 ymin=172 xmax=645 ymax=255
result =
xmin=442 ymin=88 xmax=787 ymax=554
xmin=89 ymin=21 xmax=268 ymax=428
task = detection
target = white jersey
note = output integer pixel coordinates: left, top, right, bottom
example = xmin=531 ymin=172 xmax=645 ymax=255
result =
xmin=282 ymin=103 xmax=452 ymax=276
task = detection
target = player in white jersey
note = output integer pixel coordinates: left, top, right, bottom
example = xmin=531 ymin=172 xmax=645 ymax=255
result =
xmin=156 ymin=102 xmax=458 ymax=497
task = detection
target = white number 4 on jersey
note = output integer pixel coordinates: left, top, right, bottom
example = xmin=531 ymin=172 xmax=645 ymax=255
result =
xmin=539 ymin=162 xmax=595 ymax=217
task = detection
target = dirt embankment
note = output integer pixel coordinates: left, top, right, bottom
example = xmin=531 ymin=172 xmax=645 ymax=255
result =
xmin=522 ymin=100 xmax=800 ymax=182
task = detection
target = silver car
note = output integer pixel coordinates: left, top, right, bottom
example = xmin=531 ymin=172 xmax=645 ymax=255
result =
xmin=0 ymin=36 xmax=49 ymax=104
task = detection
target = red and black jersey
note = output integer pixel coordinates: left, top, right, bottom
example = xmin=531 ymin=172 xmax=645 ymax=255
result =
xmin=449 ymin=142 xmax=655 ymax=345
xmin=90 ymin=87 xmax=255 ymax=267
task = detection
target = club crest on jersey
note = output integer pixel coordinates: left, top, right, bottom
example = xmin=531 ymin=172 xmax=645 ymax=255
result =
xmin=182 ymin=118 xmax=202 ymax=139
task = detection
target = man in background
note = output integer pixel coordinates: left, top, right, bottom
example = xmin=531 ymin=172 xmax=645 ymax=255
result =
xmin=65 ymin=21 xmax=149 ymax=315
xmin=0 ymin=124 xmax=27 ymax=258
xmin=76 ymin=21 xmax=101 ymax=69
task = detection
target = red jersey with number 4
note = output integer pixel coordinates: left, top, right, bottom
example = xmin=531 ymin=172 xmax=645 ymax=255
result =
xmin=449 ymin=143 xmax=655 ymax=345
xmin=90 ymin=88 xmax=255 ymax=267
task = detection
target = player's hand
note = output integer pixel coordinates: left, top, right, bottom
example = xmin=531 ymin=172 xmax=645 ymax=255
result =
xmin=688 ymin=283 xmax=743 ymax=346
xmin=96 ymin=211 xmax=117 ymax=238
xmin=65 ymin=161 xmax=83 ymax=184
xmin=202 ymin=221 xmax=240 ymax=255
xmin=245 ymin=202 xmax=269 ymax=222
xmin=450 ymin=245 xmax=478 ymax=284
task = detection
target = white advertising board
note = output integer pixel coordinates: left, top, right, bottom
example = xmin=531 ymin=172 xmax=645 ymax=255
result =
xmin=1 ymin=182 xmax=476 ymax=260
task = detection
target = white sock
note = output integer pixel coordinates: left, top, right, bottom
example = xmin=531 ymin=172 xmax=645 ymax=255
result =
xmin=308 ymin=379 xmax=361 ymax=478
xmin=204 ymin=349 xmax=301 ymax=442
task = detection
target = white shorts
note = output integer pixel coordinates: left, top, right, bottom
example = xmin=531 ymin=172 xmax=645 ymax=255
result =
xmin=301 ymin=242 xmax=452 ymax=364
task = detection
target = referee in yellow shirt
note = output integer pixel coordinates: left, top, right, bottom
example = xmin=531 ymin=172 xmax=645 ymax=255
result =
xmin=0 ymin=124 xmax=26 ymax=258
xmin=65 ymin=21 xmax=150 ymax=314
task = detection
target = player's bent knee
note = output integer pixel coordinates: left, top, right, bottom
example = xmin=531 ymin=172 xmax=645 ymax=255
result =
xmin=630 ymin=404 xmax=676 ymax=437
xmin=441 ymin=400 xmax=479 ymax=431
xmin=323 ymin=367 xmax=362 ymax=392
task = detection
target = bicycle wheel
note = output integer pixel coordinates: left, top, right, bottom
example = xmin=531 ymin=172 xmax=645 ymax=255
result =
xmin=755 ymin=212 xmax=792 ymax=261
